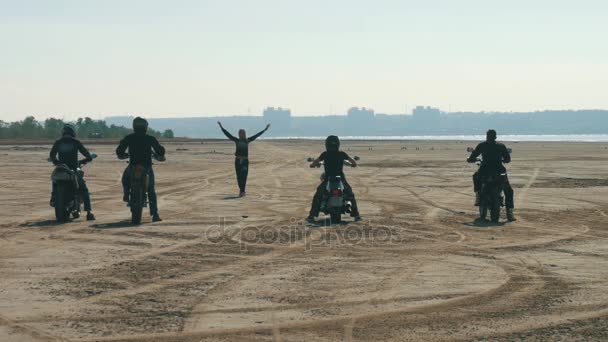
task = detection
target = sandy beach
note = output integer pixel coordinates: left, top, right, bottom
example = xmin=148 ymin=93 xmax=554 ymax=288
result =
xmin=1 ymin=139 xmax=607 ymax=341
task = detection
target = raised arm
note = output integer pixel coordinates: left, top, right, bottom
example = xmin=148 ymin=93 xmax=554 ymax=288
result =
xmin=218 ymin=122 xmax=238 ymax=142
xmin=247 ymin=124 xmax=270 ymax=143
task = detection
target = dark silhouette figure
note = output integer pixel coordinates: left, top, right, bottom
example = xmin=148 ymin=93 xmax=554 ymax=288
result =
xmin=49 ymin=124 xmax=95 ymax=220
xmin=218 ymin=121 xmax=270 ymax=197
xmin=467 ymin=129 xmax=516 ymax=221
xmin=116 ymin=117 xmax=166 ymax=222
xmin=307 ymin=135 xmax=361 ymax=222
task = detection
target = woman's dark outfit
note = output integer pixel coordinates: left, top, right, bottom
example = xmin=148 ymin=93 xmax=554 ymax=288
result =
xmin=221 ymin=127 xmax=267 ymax=193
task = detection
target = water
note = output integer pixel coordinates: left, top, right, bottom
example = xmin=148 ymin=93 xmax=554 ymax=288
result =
xmin=266 ymin=134 xmax=608 ymax=142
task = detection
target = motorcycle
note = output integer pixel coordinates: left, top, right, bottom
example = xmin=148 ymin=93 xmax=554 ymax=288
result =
xmin=307 ymin=156 xmax=359 ymax=224
xmin=467 ymin=147 xmax=511 ymax=223
xmin=119 ymin=152 xmax=165 ymax=224
xmin=49 ymin=154 xmax=97 ymax=222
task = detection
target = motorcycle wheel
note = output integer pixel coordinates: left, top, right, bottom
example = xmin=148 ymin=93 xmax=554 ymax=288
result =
xmin=54 ymin=185 xmax=70 ymax=223
xmin=330 ymin=210 xmax=341 ymax=224
xmin=130 ymin=186 xmax=144 ymax=225
xmin=490 ymin=198 xmax=501 ymax=223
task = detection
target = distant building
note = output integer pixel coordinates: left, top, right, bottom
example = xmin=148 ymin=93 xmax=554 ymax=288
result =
xmin=347 ymin=107 xmax=375 ymax=120
xmin=263 ymin=107 xmax=291 ymax=120
xmin=263 ymin=107 xmax=291 ymax=132
xmin=412 ymin=106 xmax=441 ymax=121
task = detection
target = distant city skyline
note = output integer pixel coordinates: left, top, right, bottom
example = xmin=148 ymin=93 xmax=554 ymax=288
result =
xmin=1 ymin=0 xmax=607 ymax=121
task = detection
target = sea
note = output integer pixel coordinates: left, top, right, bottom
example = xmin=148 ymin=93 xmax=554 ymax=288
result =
xmin=266 ymin=134 xmax=608 ymax=142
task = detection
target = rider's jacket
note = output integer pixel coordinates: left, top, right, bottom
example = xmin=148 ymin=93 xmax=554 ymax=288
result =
xmin=468 ymin=141 xmax=511 ymax=176
xmin=116 ymin=132 xmax=165 ymax=168
xmin=318 ymin=151 xmax=351 ymax=178
xmin=50 ymin=136 xmax=92 ymax=170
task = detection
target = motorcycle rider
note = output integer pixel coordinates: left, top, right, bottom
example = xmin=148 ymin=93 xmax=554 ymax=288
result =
xmin=467 ymin=129 xmax=516 ymax=221
xmin=116 ymin=117 xmax=166 ymax=222
xmin=49 ymin=124 xmax=96 ymax=221
xmin=306 ymin=135 xmax=361 ymax=223
xmin=217 ymin=121 xmax=270 ymax=197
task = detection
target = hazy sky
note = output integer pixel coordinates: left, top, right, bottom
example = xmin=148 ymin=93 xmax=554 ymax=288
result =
xmin=1 ymin=0 xmax=607 ymax=121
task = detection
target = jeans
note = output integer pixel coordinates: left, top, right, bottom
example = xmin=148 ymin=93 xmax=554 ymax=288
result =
xmin=235 ymin=158 xmax=249 ymax=193
xmin=309 ymin=176 xmax=360 ymax=217
xmin=52 ymin=174 xmax=92 ymax=212
xmin=122 ymin=166 xmax=158 ymax=216
xmin=473 ymin=172 xmax=514 ymax=209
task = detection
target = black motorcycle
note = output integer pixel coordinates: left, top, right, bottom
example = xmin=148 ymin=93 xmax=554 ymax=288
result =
xmin=307 ymin=156 xmax=359 ymax=224
xmin=49 ymin=154 xmax=97 ymax=222
xmin=119 ymin=153 xmax=165 ymax=224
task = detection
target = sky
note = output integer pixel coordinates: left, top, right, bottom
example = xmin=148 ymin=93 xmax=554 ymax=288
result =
xmin=1 ymin=0 xmax=607 ymax=121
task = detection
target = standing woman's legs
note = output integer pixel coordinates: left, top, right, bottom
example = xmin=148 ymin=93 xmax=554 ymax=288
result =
xmin=241 ymin=159 xmax=249 ymax=192
xmin=235 ymin=158 xmax=249 ymax=194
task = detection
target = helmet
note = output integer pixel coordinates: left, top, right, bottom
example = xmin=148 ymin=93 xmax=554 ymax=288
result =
xmin=486 ymin=129 xmax=497 ymax=142
xmin=133 ymin=117 xmax=148 ymax=134
xmin=62 ymin=124 xmax=76 ymax=137
xmin=325 ymin=135 xmax=340 ymax=152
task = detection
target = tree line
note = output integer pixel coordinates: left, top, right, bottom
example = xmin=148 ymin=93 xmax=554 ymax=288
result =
xmin=0 ymin=116 xmax=175 ymax=140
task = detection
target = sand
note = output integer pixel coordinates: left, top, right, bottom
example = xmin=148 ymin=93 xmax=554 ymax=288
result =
xmin=1 ymin=140 xmax=607 ymax=341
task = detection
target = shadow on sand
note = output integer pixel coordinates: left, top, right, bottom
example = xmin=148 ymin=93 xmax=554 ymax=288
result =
xmin=19 ymin=219 xmax=62 ymax=228
xmin=464 ymin=219 xmax=506 ymax=228
xmin=307 ymin=217 xmax=351 ymax=227
xmin=223 ymin=195 xmax=241 ymax=200
xmin=90 ymin=220 xmax=137 ymax=229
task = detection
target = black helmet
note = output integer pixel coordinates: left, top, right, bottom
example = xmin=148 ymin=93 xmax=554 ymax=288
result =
xmin=62 ymin=124 xmax=76 ymax=137
xmin=325 ymin=135 xmax=340 ymax=152
xmin=133 ymin=117 xmax=148 ymax=134
xmin=486 ymin=129 xmax=497 ymax=142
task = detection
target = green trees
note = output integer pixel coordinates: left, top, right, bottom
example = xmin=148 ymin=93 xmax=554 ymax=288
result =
xmin=0 ymin=117 xmax=175 ymax=140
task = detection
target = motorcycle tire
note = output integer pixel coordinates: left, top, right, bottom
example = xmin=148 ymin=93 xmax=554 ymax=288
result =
xmin=130 ymin=186 xmax=144 ymax=225
xmin=490 ymin=198 xmax=501 ymax=223
xmin=54 ymin=185 xmax=70 ymax=223
xmin=330 ymin=210 xmax=341 ymax=224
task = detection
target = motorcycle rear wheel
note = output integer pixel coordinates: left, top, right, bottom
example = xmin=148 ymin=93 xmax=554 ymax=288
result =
xmin=330 ymin=210 xmax=341 ymax=224
xmin=54 ymin=185 xmax=70 ymax=223
xmin=130 ymin=187 xmax=144 ymax=225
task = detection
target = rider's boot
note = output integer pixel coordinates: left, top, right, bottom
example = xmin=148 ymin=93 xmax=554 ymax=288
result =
xmin=86 ymin=212 xmax=96 ymax=221
xmin=474 ymin=192 xmax=480 ymax=206
xmin=507 ymin=208 xmax=517 ymax=222
xmin=152 ymin=214 xmax=162 ymax=222
xmin=123 ymin=193 xmax=129 ymax=203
